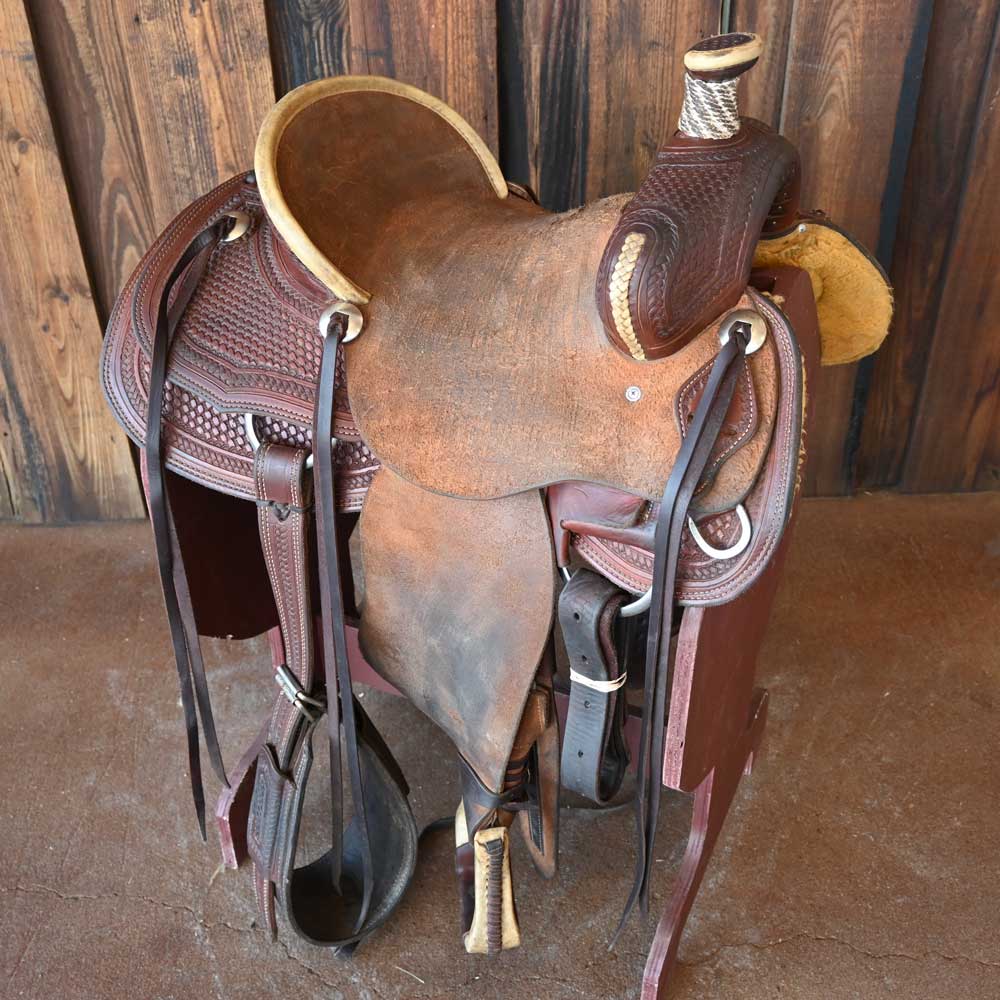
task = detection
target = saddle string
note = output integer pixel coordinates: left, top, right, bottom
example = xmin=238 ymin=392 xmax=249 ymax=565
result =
xmin=614 ymin=320 xmax=750 ymax=939
xmin=145 ymin=217 xmax=236 ymax=834
xmin=313 ymin=312 xmax=375 ymax=930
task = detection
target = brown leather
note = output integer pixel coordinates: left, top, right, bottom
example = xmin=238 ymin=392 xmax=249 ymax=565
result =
xmin=514 ymin=672 xmax=560 ymax=880
xmin=595 ymin=120 xmax=799 ymax=360
xmin=558 ymin=570 xmax=629 ymax=803
xmin=357 ymin=466 xmax=555 ymax=795
xmin=247 ymin=443 xmax=314 ymax=935
xmin=269 ymin=87 xmax=504 ymax=300
xmin=563 ymin=271 xmax=810 ymax=603
xmin=346 ymin=219 xmax=780 ymax=505
xmin=246 ymin=440 xmax=418 ymax=948
xmin=101 ymin=174 xmax=376 ymax=506
xmin=96 ymin=34 xmax=888 ymax=959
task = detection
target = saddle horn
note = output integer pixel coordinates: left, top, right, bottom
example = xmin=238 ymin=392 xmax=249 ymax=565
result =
xmin=596 ymin=32 xmax=801 ymax=361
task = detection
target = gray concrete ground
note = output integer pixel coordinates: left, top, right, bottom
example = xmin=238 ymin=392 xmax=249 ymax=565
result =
xmin=1 ymin=493 xmax=998 ymax=999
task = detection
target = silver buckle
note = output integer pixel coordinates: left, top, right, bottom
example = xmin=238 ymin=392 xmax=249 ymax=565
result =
xmin=275 ymin=664 xmax=325 ymax=722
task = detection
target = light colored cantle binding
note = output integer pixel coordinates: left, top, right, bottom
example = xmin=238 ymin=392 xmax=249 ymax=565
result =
xmin=254 ymin=75 xmax=507 ymax=304
xmin=455 ymin=802 xmax=521 ymax=955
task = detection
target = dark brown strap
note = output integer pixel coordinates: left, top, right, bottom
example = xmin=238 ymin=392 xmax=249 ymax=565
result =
xmin=617 ymin=322 xmax=750 ymax=937
xmin=314 ymin=319 xmax=374 ymax=930
xmin=144 ymin=217 xmax=234 ymax=834
xmin=559 ymin=570 xmax=629 ymax=804
xmin=246 ymin=443 xmax=315 ymax=937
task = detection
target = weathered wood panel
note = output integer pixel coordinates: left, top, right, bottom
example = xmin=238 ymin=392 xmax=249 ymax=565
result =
xmin=901 ymin=16 xmax=1000 ymax=491
xmin=268 ymin=0 xmax=498 ymax=152
xmin=114 ymin=1 xmax=275 ymax=227
xmin=31 ymin=0 xmax=275 ymax=321
xmin=266 ymin=0 xmax=350 ymax=94
xmin=730 ymin=0 xmax=796 ymax=128
xmin=0 ymin=0 xmax=143 ymax=521
xmin=778 ymin=0 xmax=931 ymax=495
xmin=498 ymin=0 xmax=717 ymax=209
xmin=857 ymin=0 xmax=1000 ymax=490
xmin=28 ymin=1 xmax=155 ymax=323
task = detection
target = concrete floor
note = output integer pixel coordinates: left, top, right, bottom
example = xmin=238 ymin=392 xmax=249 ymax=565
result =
xmin=1 ymin=492 xmax=998 ymax=999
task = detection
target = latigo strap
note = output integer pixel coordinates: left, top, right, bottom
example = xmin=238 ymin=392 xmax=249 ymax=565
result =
xmin=619 ymin=318 xmax=752 ymax=936
xmin=559 ymin=570 xmax=630 ymax=804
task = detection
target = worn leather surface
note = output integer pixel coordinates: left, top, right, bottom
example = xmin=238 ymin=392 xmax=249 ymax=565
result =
xmin=254 ymin=79 xmax=784 ymax=508
xmin=558 ymin=570 xmax=629 ymax=803
xmin=356 ymin=467 xmax=555 ymax=793
xmin=564 ymin=268 xmax=814 ymax=602
xmin=102 ymin=169 xmax=776 ymax=514
xmin=348 ymin=232 xmax=779 ymax=504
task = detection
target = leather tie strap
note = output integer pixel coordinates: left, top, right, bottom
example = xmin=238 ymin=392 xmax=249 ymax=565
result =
xmin=559 ymin=570 xmax=629 ymax=804
xmin=144 ymin=217 xmax=234 ymax=834
xmin=313 ymin=319 xmax=374 ymax=928
xmin=617 ymin=324 xmax=750 ymax=938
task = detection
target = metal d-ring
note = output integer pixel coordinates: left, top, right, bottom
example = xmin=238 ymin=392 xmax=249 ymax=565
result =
xmin=687 ymin=503 xmax=752 ymax=559
xmin=242 ymin=412 xmax=336 ymax=471
xmin=618 ymin=503 xmax=753 ymax=618
xmin=222 ymin=210 xmax=251 ymax=242
xmin=620 ymin=587 xmax=652 ymax=618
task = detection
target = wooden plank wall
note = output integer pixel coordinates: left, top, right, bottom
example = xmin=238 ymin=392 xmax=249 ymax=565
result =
xmin=3 ymin=0 xmax=998 ymax=521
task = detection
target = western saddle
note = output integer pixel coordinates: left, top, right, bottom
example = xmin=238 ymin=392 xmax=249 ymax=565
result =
xmin=101 ymin=32 xmax=891 ymax=966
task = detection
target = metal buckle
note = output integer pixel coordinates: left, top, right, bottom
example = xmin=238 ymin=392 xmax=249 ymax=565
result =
xmin=275 ymin=664 xmax=326 ymax=722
